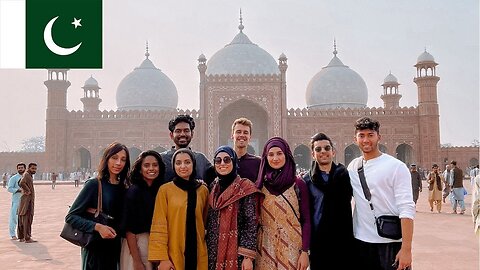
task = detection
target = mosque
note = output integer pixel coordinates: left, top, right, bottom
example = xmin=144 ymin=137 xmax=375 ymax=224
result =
xmin=0 ymin=17 xmax=478 ymax=174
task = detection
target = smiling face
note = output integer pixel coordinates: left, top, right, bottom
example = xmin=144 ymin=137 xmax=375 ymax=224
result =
xmin=174 ymin=152 xmax=194 ymax=180
xmin=108 ymin=149 xmax=127 ymax=178
xmin=141 ymin=155 xmax=160 ymax=185
xmin=312 ymin=140 xmax=335 ymax=166
xmin=267 ymin=146 xmax=286 ymax=170
xmin=170 ymin=122 xmax=193 ymax=149
xmin=232 ymin=123 xmax=251 ymax=150
xmin=214 ymin=152 xmax=233 ymax=176
xmin=354 ymin=129 xmax=381 ymax=156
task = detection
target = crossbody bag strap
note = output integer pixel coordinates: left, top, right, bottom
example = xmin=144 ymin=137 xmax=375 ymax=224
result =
xmin=280 ymin=193 xmax=300 ymax=223
xmin=357 ymin=162 xmax=374 ymax=212
xmin=94 ymin=179 xmax=102 ymax=218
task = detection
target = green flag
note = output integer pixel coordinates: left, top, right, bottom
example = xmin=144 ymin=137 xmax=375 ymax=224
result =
xmin=26 ymin=0 xmax=102 ymax=69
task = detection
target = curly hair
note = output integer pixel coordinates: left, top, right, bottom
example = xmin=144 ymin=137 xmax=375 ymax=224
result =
xmin=127 ymin=150 xmax=165 ymax=188
xmin=168 ymin=114 xmax=195 ymax=132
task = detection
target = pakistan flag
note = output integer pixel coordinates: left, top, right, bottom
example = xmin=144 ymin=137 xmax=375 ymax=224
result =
xmin=26 ymin=0 xmax=102 ymax=68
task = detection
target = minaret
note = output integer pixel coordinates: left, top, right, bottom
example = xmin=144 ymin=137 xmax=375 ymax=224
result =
xmin=278 ymin=52 xmax=288 ymax=136
xmin=44 ymin=69 xmax=71 ymax=172
xmin=381 ymin=72 xmax=401 ymax=109
xmin=413 ymin=49 xmax=441 ymax=167
xmin=81 ymin=76 xmax=102 ymax=111
xmin=197 ymin=52 xmax=207 ymax=152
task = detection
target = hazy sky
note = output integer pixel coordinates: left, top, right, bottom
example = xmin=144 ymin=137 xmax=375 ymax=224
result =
xmin=0 ymin=0 xmax=478 ymax=151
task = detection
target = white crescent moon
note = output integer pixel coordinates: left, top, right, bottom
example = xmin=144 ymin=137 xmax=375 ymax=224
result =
xmin=43 ymin=16 xmax=82 ymax=56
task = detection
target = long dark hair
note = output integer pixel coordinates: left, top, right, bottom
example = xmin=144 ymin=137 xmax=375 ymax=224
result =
xmin=97 ymin=142 xmax=130 ymax=186
xmin=128 ymin=150 xmax=165 ymax=189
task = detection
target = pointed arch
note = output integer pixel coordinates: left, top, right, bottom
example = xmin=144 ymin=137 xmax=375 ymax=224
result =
xmin=396 ymin=144 xmax=413 ymax=164
xmin=344 ymin=144 xmax=361 ymax=166
xmin=294 ymin=144 xmax=311 ymax=170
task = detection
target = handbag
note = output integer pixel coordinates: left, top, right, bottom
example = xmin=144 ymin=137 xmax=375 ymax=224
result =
xmin=60 ymin=179 xmax=111 ymax=247
xmin=358 ymin=164 xmax=402 ymax=240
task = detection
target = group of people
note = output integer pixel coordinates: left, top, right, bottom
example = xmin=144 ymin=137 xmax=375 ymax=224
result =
xmin=7 ymin=162 xmax=39 ymax=243
xmin=410 ymin=160 xmax=467 ymax=215
xmin=63 ymin=115 xmax=414 ymax=270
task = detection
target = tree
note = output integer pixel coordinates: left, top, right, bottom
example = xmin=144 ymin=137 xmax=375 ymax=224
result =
xmin=20 ymin=136 xmax=45 ymax=152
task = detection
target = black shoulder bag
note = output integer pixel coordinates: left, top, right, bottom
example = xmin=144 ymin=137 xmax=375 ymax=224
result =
xmin=358 ymin=163 xmax=402 ymax=240
xmin=60 ymin=179 xmax=112 ymax=247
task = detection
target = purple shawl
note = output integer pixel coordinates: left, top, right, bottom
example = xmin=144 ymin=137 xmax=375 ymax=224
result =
xmin=256 ymin=137 xmax=296 ymax=196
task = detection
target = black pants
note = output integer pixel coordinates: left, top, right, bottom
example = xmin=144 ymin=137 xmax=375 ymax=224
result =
xmin=353 ymin=238 xmax=403 ymax=270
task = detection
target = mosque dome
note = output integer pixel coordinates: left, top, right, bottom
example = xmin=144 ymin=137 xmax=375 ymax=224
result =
xmin=83 ymin=76 xmax=99 ymax=88
xmin=116 ymin=50 xmax=178 ymax=111
xmin=384 ymin=73 xmax=398 ymax=83
xmin=417 ymin=50 xmax=435 ymax=63
xmin=306 ymin=46 xmax=368 ymax=109
xmin=206 ymin=20 xmax=280 ymax=76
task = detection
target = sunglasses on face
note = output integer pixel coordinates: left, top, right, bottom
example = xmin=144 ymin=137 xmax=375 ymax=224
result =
xmin=314 ymin=145 xmax=332 ymax=152
xmin=214 ymin=156 xmax=232 ymax=165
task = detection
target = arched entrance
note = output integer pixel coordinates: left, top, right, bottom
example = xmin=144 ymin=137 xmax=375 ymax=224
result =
xmin=294 ymin=144 xmax=311 ymax=171
xmin=379 ymin=144 xmax=388 ymax=153
xmin=129 ymin=147 xmax=142 ymax=164
xmin=218 ymin=99 xmax=268 ymax=155
xmin=74 ymin=147 xmax=91 ymax=170
xmin=396 ymin=144 xmax=413 ymax=164
xmin=344 ymin=144 xmax=361 ymax=166
xmin=470 ymin=158 xmax=479 ymax=167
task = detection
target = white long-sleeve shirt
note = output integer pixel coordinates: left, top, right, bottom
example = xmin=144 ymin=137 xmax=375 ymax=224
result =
xmin=348 ymin=153 xmax=415 ymax=243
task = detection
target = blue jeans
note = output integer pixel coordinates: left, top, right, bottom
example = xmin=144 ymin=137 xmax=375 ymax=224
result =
xmin=9 ymin=198 xmax=19 ymax=237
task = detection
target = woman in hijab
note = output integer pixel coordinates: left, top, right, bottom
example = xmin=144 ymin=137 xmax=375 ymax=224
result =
xmin=206 ymin=145 xmax=262 ymax=270
xmin=148 ymin=148 xmax=208 ymax=270
xmin=255 ymin=137 xmax=311 ymax=270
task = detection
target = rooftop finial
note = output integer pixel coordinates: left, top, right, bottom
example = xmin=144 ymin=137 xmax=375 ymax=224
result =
xmin=238 ymin=8 xmax=244 ymax=32
xmin=333 ymin=38 xmax=338 ymax=56
xmin=145 ymin=40 xmax=150 ymax=59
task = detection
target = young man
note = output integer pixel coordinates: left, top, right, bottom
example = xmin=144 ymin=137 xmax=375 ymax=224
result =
xmin=161 ymin=114 xmax=215 ymax=185
xmin=450 ymin=160 xmax=466 ymax=214
xmin=302 ymin=132 xmax=353 ymax=269
xmin=410 ymin=164 xmax=422 ymax=205
xmin=231 ymin=117 xmax=261 ymax=182
xmin=347 ymin=117 xmax=414 ymax=270
xmin=427 ymin=164 xmax=443 ymax=213
xmin=18 ymin=162 xmax=38 ymax=243
xmin=7 ymin=163 xmax=25 ymax=240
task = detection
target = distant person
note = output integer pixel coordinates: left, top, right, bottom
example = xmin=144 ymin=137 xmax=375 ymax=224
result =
xmin=2 ymin=172 xmax=8 ymax=188
xmin=450 ymin=160 xmax=466 ymax=214
xmin=74 ymin=172 xmax=80 ymax=187
xmin=427 ymin=164 xmax=443 ymax=213
xmin=149 ymin=148 xmax=209 ymax=270
xmin=410 ymin=164 xmax=422 ymax=205
xmin=302 ymin=132 xmax=353 ymax=269
xmin=65 ymin=142 xmax=130 ymax=269
xmin=51 ymin=172 xmax=57 ymax=189
xmin=255 ymin=137 xmax=311 ymax=270
xmin=470 ymin=165 xmax=479 ymax=186
xmin=443 ymin=164 xmax=453 ymax=203
xmin=17 ymin=162 xmax=38 ymax=243
xmin=120 ymin=150 xmax=166 ymax=270
xmin=160 ymin=114 xmax=215 ymax=185
xmin=347 ymin=117 xmax=414 ymax=270
xmin=231 ymin=117 xmax=261 ymax=181
xmin=7 ymin=163 xmax=25 ymax=240
xmin=471 ymin=174 xmax=480 ymax=257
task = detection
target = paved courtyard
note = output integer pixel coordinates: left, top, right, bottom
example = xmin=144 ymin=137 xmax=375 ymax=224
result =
xmin=0 ymin=181 xmax=478 ymax=269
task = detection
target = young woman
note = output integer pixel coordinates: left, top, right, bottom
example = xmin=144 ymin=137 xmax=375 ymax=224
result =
xmin=148 ymin=148 xmax=208 ymax=270
xmin=206 ymin=145 xmax=262 ymax=270
xmin=120 ymin=150 xmax=166 ymax=270
xmin=255 ymin=137 xmax=311 ymax=270
xmin=65 ymin=142 xmax=130 ymax=270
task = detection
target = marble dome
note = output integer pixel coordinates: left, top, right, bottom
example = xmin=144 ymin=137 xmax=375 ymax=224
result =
xmin=306 ymin=49 xmax=368 ymax=109
xmin=116 ymin=51 xmax=178 ymax=111
xmin=384 ymin=73 xmax=398 ymax=83
xmin=206 ymin=23 xmax=280 ymax=76
xmin=417 ymin=50 xmax=435 ymax=63
xmin=84 ymin=76 xmax=99 ymax=88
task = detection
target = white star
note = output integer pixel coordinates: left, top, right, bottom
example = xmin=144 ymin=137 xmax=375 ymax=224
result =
xmin=71 ymin=18 xmax=82 ymax=29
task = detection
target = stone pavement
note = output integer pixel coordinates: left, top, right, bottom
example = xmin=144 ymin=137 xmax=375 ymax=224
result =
xmin=0 ymin=181 xmax=478 ymax=270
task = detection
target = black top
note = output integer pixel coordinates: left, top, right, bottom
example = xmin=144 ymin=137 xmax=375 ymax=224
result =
xmin=161 ymin=146 xmax=215 ymax=185
xmin=122 ymin=180 xmax=159 ymax=235
xmin=237 ymin=152 xmax=261 ymax=182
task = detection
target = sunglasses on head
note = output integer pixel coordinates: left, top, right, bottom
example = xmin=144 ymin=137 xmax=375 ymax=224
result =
xmin=314 ymin=145 xmax=332 ymax=152
xmin=214 ymin=156 xmax=232 ymax=165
